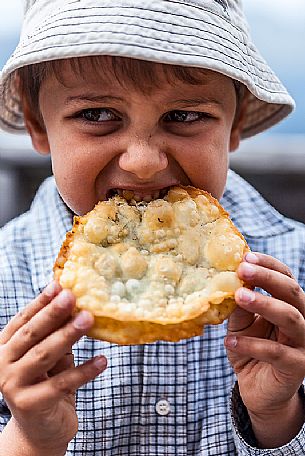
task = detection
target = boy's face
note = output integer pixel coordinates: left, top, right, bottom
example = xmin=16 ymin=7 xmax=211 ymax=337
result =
xmin=24 ymin=58 xmax=244 ymax=216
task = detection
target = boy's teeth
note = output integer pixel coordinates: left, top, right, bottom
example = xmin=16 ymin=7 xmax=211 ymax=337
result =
xmin=122 ymin=190 xmax=134 ymax=200
xmin=143 ymin=195 xmax=153 ymax=202
xmin=113 ymin=189 xmax=166 ymax=201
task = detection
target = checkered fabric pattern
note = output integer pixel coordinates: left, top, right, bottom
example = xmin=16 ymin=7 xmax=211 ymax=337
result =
xmin=1 ymin=170 xmax=305 ymax=455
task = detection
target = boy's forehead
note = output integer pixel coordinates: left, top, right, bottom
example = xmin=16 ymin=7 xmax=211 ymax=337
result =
xmin=45 ymin=56 xmax=232 ymax=93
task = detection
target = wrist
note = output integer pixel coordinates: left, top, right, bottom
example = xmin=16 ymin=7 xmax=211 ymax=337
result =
xmin=248 ymin=392 xmax=304 ymax=422
xmin=0 ymin=418 xmax=68 ymax=456
xmin=248 ymin=393 xmax=305 ymax=448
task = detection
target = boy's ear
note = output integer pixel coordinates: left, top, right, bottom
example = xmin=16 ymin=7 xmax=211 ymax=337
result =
xmin=229 ymin=89 xmax=249 ymax=152
xmin=22 ymin=97 xmax=50 ymax=155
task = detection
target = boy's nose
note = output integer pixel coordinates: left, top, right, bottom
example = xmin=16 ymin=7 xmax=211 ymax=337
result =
xmin=118 ymin=140 xmax=168 ymax=180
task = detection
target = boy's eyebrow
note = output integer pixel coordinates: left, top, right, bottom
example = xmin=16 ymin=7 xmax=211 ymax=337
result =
xmin=64 ymin=94 xmax=224 ymax=108
xmin=171 ymin=97 xmax=223 ymax=108
xmin=64 ymin=94 xmax=125 ymax=105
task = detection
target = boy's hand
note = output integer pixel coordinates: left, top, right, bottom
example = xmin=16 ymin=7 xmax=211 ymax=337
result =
xmin=225 ymin=252 xmax=305 ymax=446
xmin=0 ymin=282 xmax=107 ymax=453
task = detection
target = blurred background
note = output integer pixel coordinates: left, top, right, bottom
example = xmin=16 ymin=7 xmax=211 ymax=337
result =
xmin=0 ymin=0 xmax=304 ymax=227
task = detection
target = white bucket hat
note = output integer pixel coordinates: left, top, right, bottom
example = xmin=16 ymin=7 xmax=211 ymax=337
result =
xmin=0 ymin=0 xmax=295 ymax=138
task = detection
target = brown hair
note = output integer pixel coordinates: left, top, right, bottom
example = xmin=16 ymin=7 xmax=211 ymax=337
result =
xmin=15 ymin=55 xmax=244 ymax=125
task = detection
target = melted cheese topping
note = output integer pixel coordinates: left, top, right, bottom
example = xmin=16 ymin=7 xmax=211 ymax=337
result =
xmin=58 ymin=187 xmax=247 ymax=324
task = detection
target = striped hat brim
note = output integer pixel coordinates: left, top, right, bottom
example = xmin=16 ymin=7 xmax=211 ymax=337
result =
xmin=0 ymin=0 xmax=295 ymax=138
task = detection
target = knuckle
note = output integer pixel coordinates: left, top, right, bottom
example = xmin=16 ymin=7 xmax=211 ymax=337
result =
xmin=42 ymin=301 xmax=68 ymax=325
xmin=270 ymin=342 xmax=285 ymax=361
xmin=286 ymin=308 xmax=303 ymax=328
xmin=32 ymin=344 xmax=50 ymax=365
xmin=75 ymin=364 xmax=97 ymax=387
xmin=55 ymin=376 xmax=74 ymax=396
xmin=256 ymin=292 xmax=268 ymax=307
xmin=20 ymin=324 xmax=38 ymax=342
xmin=0 ymin=375 xmax=14 ymax=396
xmin=290 ymin=282 xmax=303 ymax=300
xmin=284 ymin=266 xmax=294 ymax=279
xmin=63 ymin=323 xmax=79 ymax=341
xmin=48 ymin=296 xmax=72 ymax=318
xmin=47 ymin=300 xmax=62 ymax=317
xmin=14 ymin=391 xmax=32 ymax=413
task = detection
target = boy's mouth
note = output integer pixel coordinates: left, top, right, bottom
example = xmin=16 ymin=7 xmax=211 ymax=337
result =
xmin=106 ymin=186 xmax=172 ymax=202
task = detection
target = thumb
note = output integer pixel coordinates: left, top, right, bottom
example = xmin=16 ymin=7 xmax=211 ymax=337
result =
xmin=227 ymin=287 xmax=256 ymax=334
xmin=227 ymin=305 xmax=255 ymax=334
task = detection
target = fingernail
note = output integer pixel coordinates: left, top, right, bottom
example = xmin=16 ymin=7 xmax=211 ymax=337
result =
xmin=237 ymin=288 xmax=255 ymax=303
xmin=73 ymin=311 xmax=94 ymax=329
xmin=240 ymin=262 xmax=256 ymax=279
xmin=225 ymin=336 xmax=238 ymax=349
xmin=56 ymin=290 xmax=74 ymax=309
xmin=245 ymin=252 xmax=259 ymax=264
xmin=44 ymin=281 xmax=60 ymax=297
xmin=94 ymin=356 xmax=107 ymax=371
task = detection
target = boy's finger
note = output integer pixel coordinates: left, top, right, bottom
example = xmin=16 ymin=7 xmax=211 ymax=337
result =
xmin=244 ymin=252 xmax=296 ymax=279
xmin=4 ymin=290 xmax=75 ymax=362
xmin=237 ymin=263 xmax=305 ymax=313
xmin=0 ymin=281 xmax=62 ymax=345
xmin=15 ymin=311 xmax=94 ymax=384
xmin=48 ymin=353 xmax=75 ymax=377
xmin=23 ymin=356 xmax=107 ymax=410
xmin=227 ymin=304 xmax=256 ymax=334
xmin=235 ymin=288 xmax=305 ymax=346
xmin=224 ymin=336 xmax=305 ymax=380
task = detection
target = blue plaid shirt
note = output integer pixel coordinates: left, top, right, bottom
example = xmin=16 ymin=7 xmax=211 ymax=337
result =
xmin=1 ymin=170 xmax=305 ymax=455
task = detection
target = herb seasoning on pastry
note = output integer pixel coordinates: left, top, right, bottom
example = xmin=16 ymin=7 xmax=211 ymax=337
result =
xmin=53 ymin=186 xmax=249 ymax=344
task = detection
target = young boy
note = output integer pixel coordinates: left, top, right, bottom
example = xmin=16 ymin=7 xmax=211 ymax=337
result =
xmin=0 ymin=0 xmax=305 ymax=455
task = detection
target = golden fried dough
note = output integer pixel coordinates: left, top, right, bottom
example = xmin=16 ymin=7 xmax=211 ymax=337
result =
xmin=54 ymin=186 xmax=249 ymax=344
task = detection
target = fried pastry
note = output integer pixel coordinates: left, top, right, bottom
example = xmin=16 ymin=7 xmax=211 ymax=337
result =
xmin=54 ymin=186 xmax=249 ymax=344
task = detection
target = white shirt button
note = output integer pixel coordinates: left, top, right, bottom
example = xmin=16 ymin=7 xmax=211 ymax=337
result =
xmin=155 ymin=399 xmax=170 ymax=416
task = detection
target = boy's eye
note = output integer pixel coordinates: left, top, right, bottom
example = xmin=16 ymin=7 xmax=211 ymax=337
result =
xmin=80 ymin=108 xmax=120 ymax=122
xmin=163 ymin=110 xmax=209 ymax=123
